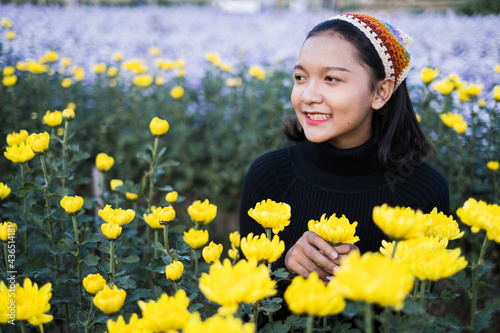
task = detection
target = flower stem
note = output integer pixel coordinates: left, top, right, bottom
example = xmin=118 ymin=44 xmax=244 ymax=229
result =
xmin=21 ymin=164 xmax=29 ymax=255
xmin=390 ymin=240 xmax=399 ymax=258
xmin=85 ymin=300 xmax=95 ymax=332
xmin=471 ymin=234 xmax=489 ymax=331
xmin=72 ymin=215 xmax=83 ymax=308
xmin=109 ymin=240 xmax=115 ymax=286
xmin=419 ymin=279 xmax=427 ymax=309
xmin=163 ymin=224 xmax=171 ymax=257
xmin=252 ymin=303 xmax=260 ymax=327
xmin=154 ymin=230 xmax=159 ymax=259
xmin=62 ymin=120 xmax=69 ymax=189
xmin=383 ymin=307 xmax=391 ymax=333
xmin=364 ymin=302 xmax=374 ymax=333
xmin=20 ymin=321 xmax=27 ymax=333
xmin=40 ymin=155 xmax=55 ymax=243
xmin=114 ymin=193 xmax=119 ymax=209
xmin=193 ymin=249 xmax=199 ymax=277
xmin=3 ymin=243 xmax=8 ymax=272
xmin=306 ymin=314 xmax=314 ymax=333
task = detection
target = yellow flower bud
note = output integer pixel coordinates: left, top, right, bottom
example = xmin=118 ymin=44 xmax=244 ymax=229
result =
xmin=2 ymin=75 xmax=16 ymax=86
xmin=61 ymin=77 xmax=72 ymax=88
xmin=44 ymin=50 xmax=59 ymax=62
xmin=478 ymin=99 xmax=486 ymax=108
xmin=125 ymin=192 xmax=138 ymax=200
xmin=1 ymin=17 xmax=13 ymax=28
xmin=82 ymin=273 xmax=106 ymax=295
xmin=487 ymin=161 xmax=499 ymax=171
xmin=165 ymin=191 xmax=178 ymax=203
xmin=170 ymin=86 xmax=184 ymax=99
xmin=149 ymin=117 xmax=170 ymax=136
xmin=154 ymin=206 xmax=176 ymax=224
xmin=229 ymin=231 xmax=240 ymax=248
xmin=494 ymin=85 xmax=500 ymax=102
xmin=110 ymin=179 xmax=124 ymax=191
xmin=27 ymin=132 xmax=50 ymax=154
xmin=96 ymin=153 xmax=114 ymax=172
xmin=0 ymin=183 xmax=11 ymax=200
xmin=248 ymin=65 xmax=266 ymax=80
xmin=57 ymin=128 xmax=64 ymax=136
xmin=187 ymin=199 xmax=217 ymax=225
xmin=6 ymin=31 xmax=15 ymax=40
xmin=143 ymin=212 xmax=163 ymax=229
xmin=4 ymin=143 xmax=35 ymax=164
xmin=0 ymin=222 xmax=16 ymax=242
xmin=67 ymin=102 xmax=76 ymax=110
xmin=62 ymin=108 xmax=75 ymax=121
xmin=228 ymin=245 xmax=239 ymax=260
xmin=43 ymin=110 xmax=63 ymax=127
xmin=420 ymin=67 xmax=439 ymax=84
xmin=60 ymin=195 xmax=84 ymax=215
xmin=149 ymin=46 xmax=161 ymax=56
xmin=93 ymin=63 xmax=107 ymax=74
xmin=2 ymin=66 xmax=15 ymax=76
xmin=61 ymin=57 xmax=71 ymax=67
xmin=107 ymin=66 xmax=118 ymax=77
xmin=202 ymin=241 xmax=223 ymax=264
xmin=101 ymin=223 xmax=122 ymax=240
xmin=93 ymin=285 xmax=126 ymax=314
xmin=183 ymin=228 xmax=209 ymax=249
xmin=433 ymin=79 xmax=454 ymax=95
xmin=132 ymin=74 xmax=153 ymax=87
xmin=165 ymin=260 xmax=184 ymax=281
xmin=113 ymin=52 xmax=123 ymax=62
xmin=6 ymin=129 xmax=28 ymax=146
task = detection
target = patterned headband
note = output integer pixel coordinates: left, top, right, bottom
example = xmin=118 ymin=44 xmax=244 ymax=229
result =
xmin=328 ymin=13 xmax=413 ymax=90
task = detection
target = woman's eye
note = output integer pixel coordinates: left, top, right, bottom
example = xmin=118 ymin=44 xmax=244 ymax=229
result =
xmin=294 ymin=74 xmax=304 ymax=81
xmin=325 ymin=76 xmax=338 ymax=82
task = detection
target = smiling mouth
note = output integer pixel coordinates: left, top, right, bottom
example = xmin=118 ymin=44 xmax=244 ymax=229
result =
xmin=305 ymin=113 xmax=332 ymax=120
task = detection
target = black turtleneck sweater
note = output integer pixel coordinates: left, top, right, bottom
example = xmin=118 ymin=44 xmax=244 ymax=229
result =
xmin=239 ymin=138 xmax=449 ymax=269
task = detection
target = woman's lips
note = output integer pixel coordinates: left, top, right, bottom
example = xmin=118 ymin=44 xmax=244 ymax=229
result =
xmin=304 ymin=112 xmax=332 ymax=125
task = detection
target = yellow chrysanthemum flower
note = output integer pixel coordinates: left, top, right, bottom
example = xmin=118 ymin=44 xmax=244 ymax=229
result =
xmin=205 ymin=52 xmax=221 ymax=65
xmin=453 ymin=121 xmax=467 ymax=134
xmin=424 ymin=208 xmax=464 ymax=241
xmin=155 ymin=75 xmax=163 ymax=86
xmin=27 ymin=132 xmax=50 ymax=155
xmin=165 ymin=260 xmax=184 ymax=281
xmin=229 ymin=231 xmax=240 ymax=248
xmin=487 ymin=161 xmax=499 ymax=171
xmin=4 ymin=143 xmax=35 ymax=164
xmin=456 ymin=198 xmax=490 ymax=234
xmin=420 ymin=67 xmax=439 ymax=84
xmin=149 ymin=46 xmax=161 ymax=56
xmin=2 ymin=75 xmax=16 ymax=86
xmin=138 ymin=289 xmax=191 ymax=332
xmin=125 ymin=192 xmax=138 ymax=200
xmin=248 ymin=199 xmax=291 ymax=234
xmin=132 ymin=74 xmax=153 ymax=87
xmin=240 ymin=233 xmax=284 ymax=263
xmin=143 ymin=212 xmax=163 ymax=229
xmin=308 ymin=213 xmax=360 ymax=245
xmin=82 ymin=273 xmax=106 ymax=295
xmin=248 ymin=65 xmax=266 ymax=80
xmin=42 ymin=110 xmax=63 ymax=127
xmin=183 ymin=312 xmax=255 ymax=333
xmin=6 ymin=129 xmax=28 ymax=146
xmin=15 ymin=278 xmax=53 ymax=326
xmin=199 ymin=259 xmax=276 ymax=315
xmin=165 ymin=191 xmax=178 ymax=203
xmin=187 ymin=199 xmax=217 ymax=225
xmin=0 ymin=280 xmax=13 ymax=323
xmin=408 ymin=248 xmax=468 ymax=281
xmin=6 ymin=31 xmax=15 ymax=40
xmin=98 ymin=205 xmax=135 ymax=226
xmin=331 ymin=252 xmax=414 ymax=311
xmin=0 ymin=222 xmax=16 ymax=242
xmin=93 ymin=285 xmax=126 ymax=315
xmin=107 ymin=314 xmax=148 ymax=333
xmin=228 ymin=245 xmax=239 ymax=260
xmin=433 ymin=79 xmax=454 ymax=95
xmin=110 ymin=179 xmax=124 ymax=191
xmin=3 ymin=66 xmax=15 ymax=76
xmin=61 ymin=57 xmax=71 ymax=67
xmin=284 ymin=271 xmax=345 ymax=316
xmin=93 ymin=62 xmax=107 ymax=74
xmin=153 ymin=206 xmax=176 ymax=224
xmin=0 ymin=183 xmax=11 ymax=201
xmin=202 ymin=241 xmax=224 ymax=264
xmin=372 ymin=204 xmax=428 ymax=240
xmin=439 ymin=112 xmax=463 ymax=128
xmin=101 ymin=223 xmax=122 ymax=240
xmin=62 ymin=108 xmax=75 ymax=121
xmin=1 ymin=17 xmax=12 ymax=28
xmin=113 ymin=52 xmax=123 ymax=62
xmin=226 ymin=77 xmax=242 ymax=87
xmin=61 ymin=77 xmax=72 ymax=88
xmin=60 ymin=195 xmax=84 ymax=215
xmin=27 ymin=60 xmax=47 ymax=74
xmin=183 ymin=228 xmax=209 ymax=249
xmin=95 ymin=152 xmax=114 ymax=172
xmin=149 ymin=117 xmax=170 ymax=137
xmin=380 ymin=236 xmax=448 ymax=259
xmin=107 ymin=66 xmax=118 ymax=77
xmin=170 ymin=86 xmax=185 ymax=99
xmin=494 ymin=85 xmax=500 ymax=102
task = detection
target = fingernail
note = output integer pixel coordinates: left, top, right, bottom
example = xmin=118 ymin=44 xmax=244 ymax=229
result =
xmin=332 ymin=266 xmax=339 ymax=273
xmin=326 ymin=276 xmax=334 ymax=281
xmin=331 ymin=251 xmax=338 ymax=259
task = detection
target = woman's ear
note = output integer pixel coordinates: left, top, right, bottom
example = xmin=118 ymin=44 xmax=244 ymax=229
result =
xmin=372 ymin=78 xmax=395 ymax=110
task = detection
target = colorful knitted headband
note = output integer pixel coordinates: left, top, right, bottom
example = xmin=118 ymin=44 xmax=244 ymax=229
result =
xmin=328 ymin=13 xmax=413 ymax=90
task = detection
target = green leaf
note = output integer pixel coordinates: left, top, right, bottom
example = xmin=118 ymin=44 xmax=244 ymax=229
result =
xmin=81 ymin=233 xmax=102 ymax=245
xmin=260 ymin=297 xmax=282 ymax=313
xmin=188 ymin=303 xmax=204 ymax=312
xmin=17 ymin=183 xmax=41 ymax=196
xmin=261 ymin=320 xmax=290 ymax=333
xmin=272 ymin=267 xmax=291 ymax=280
xmin=97 ymin=242 xmax=110 ymax=254
xmin=49 ymin=169 xmax=71 ymax=180
xmin=83 ymin=253 xmax=100 ymax=267
xmin=148 ymin=257 xmax=167 ymax=273
xmin=137 ymin=151 xmax=152 ymax=164
xmin=156 ymin=146 xmax=167 ymax=158
xmin=151 ymin=241 xmax=167 ymax=253
xmin=50 ymin=239 xmax=72 ymax=254
xmin=284 ymin=314 xmax=308 ymax=329
xmin=121 ymin=255 xmax=140 ymax=264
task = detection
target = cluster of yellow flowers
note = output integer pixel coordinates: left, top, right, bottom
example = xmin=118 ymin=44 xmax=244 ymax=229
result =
xmin=457 ymin=198 xmax=500 ymax=243
xmin=439 ymin=112 xmax=468 ymax=134
xmin=98 ymin=205 xmax=136 ymax=239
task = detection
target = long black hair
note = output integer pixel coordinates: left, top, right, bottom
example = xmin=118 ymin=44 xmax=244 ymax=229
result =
xmin=283 ymin=19 xmax=434 ymax=172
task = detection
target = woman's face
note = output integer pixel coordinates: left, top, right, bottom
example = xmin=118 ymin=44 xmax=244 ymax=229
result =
xmin=291 ymin=32 xmax=380 ymax=149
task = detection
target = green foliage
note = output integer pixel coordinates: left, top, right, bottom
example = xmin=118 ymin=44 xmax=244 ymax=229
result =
xmin=455 ymin=0 xmax=500 ymax=15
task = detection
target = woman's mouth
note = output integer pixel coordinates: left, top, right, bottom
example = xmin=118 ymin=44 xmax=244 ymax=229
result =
xmin=305 ymin=112 xmax=332 ymax=124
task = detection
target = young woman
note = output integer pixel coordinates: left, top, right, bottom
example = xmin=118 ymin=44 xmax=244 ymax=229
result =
xmin=239 ymin=13 xmax=449 ymax=284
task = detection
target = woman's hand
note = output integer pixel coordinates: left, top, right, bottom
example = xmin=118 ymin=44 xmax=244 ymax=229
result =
xmin=284 ymin=231 xmax=359 ymax=283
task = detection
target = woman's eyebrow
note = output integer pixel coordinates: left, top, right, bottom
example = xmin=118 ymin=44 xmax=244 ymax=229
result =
xmin=294 ymin=64 xmax=350 ymax=72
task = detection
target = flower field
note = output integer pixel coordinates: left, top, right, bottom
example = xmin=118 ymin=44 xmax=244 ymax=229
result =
xmin=0 ymin=4 xmax=500 ymax=333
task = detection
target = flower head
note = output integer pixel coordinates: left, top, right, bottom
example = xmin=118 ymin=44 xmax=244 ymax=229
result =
xmin=153 ymin=206 xmax=176 ymax=224
xmin=93 ymin=285 xmax=126 ymax=314
xmin=284 ymin=271 xmax=345 ymax=316
xmin=331 ymin=252 xmax=414 ymax=310
xmin=494 ymin=85 xmax=500 ymax=102
xmin=6 ymin=31 xmax=15 ymax=40
xmin=199 ymin=259 xmax=276 ymax=315
xmin=248 ymin=65 xmax=266 ymax=80
xmin=165 ymin=191 xmax=178 ymax=203
xmin=202 ymin=241 xmax=223 ymax=264
xmin=487 ymin=161 xmax=499 ymax=171
xmin=149 ymin=117 xmax=170 ymax=136
xmin=424 ymin=208 xmax=464 ymax=241
xmin=1 ymin=17 xmax=12 ymax=28
xmin=95 ymin=153 xmax=114 ymax=172
xmin=240 ymin=233 xmax=285 ymax=263
xmin=101 ymin=223 xmax=122 ymax=240
xmin=4 ymin=143 xmax=35 ymax=164
xmin=42 ymin=110 xmax=63 ymax=127
xmin=229 ymin=231 xmax=240 ymax=248
xmin=107 ymin=314 xmax=145 ymax=333
xmin=165 ymin=260 xmax=184 ymax=281
xmin=61 ymin=78 xmax=72 ymax=88
xmin=6 ymin=129 xmax=28 ymax=146
xmin=60 ymin=195 xmax=84 ymax=215
xmin=457 ymin=198 xmax=500 ymax=242
xmin=110 ymin=179 xmax=124 ymax=191
xmin=2 ymin=75 xmax=16 ymax=86
xmin=138 ymin=289 xmax=191 ymax=331
xmin=248 ymin=199 xmax=291 ymax=234
xmin=0 ymin=183 xmax=11 ymax=200
xmin=420 ymin=67 xmax=439 ymax=84
xmin=308 ymin=213 xmax=359 ymax=245
xmin=372 ymin=204 xmax=429 ymax=240
xmin=27 ymin=132 xmax=50 ymax=155
xmin=170 ymin=86 xmax=184 ymax=99
xmin=132 ymin=74 xmax=153 ymax=87
xmin=93 ymin=63 xmax=107 ymax=74
xmin=183 ymin=228 xmax=209 ymax=249
xmin=433 ymin=79 xmax=454 ymax=95
xmin=82 ymin=273 xmax=106 ymax=295
xmin=98 ymin=205 xmax=135 ymax=226
xmin=62 ymin=108 xmax=75 ymax=121
xmin=125 ymin=192 xmax=138 ymax=200
xmin=187 ymin=199 xmax=217 ymax=225
xmin=0 ymin=222 xmax=16 ymax=242
xmin=143 ymin=212 xmax=163 ymax=229
xmin=183 ymin=312 xmax=255 ymax=333
xmin=14 ymin=278 xmax=53 ymax=326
